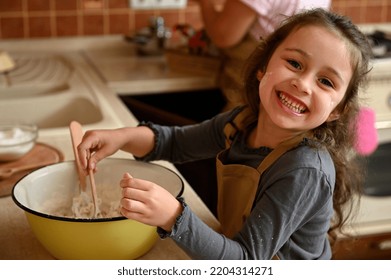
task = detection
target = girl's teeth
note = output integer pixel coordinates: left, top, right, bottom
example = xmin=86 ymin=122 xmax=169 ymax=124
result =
xmin=279 ymin=93 xmax=306 ymax=114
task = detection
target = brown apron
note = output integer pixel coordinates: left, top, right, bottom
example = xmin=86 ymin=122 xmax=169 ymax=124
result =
xmin=216 ymin=109 xmax=305 ymax=240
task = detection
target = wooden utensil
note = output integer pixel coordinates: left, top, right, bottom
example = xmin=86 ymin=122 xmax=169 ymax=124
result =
xmin=69 ymin=121 xmax=99 ymax=218
xmin=0 ymin=51 xmax=15 ymax=86
xmin=88 ymin=158 xmax=100 ymax=218
xmin=69 ymin=121 xmax=87 ymax=192
xmin=0 ymin=143 xmax=64 ymax=197
xmin=0 ymin=159 xmax=54 ymax=179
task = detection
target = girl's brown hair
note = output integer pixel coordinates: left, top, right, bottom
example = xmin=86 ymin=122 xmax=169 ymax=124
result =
xmin=242 ymin=8 xmax=372 ymax=244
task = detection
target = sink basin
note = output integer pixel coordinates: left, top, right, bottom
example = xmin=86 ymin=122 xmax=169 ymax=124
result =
xmin=0 ymin=52 xmax=103 ymax=129
xmin=360 ymin=142 xmax=391 ymax=196
xmin=0 ymin=96 xmax=102 ymax=129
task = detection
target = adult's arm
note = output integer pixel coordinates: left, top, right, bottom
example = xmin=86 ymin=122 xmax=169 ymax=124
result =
xmin=196 ymin=0 xmax=257 ymax=48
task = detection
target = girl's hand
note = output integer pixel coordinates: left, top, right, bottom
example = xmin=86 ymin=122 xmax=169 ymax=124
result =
xmin=120 ymin=173 xmax=183 ymax=232
xmin=77 ymin=126 xmax=156 ymax=172
xmin=77 ymin=129 xmax=125 ymax=172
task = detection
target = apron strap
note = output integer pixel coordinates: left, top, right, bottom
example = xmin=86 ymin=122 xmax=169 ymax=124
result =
xmin=257 ymin=134 xmax=306 ymax=175
xmin=223 ymin=106 xmax=251 ymax=148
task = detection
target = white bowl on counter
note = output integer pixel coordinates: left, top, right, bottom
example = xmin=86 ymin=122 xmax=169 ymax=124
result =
xmin=0 ymin=122 xmax=38 ymax=162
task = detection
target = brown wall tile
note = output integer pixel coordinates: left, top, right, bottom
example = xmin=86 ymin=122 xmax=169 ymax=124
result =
xmin=108 ymin=0 xmax=129 ymax=9
xmin=27 ymin=0 xmax=51 ymax=12
xmin=81 ymin=0 xmax=105 ymax=10
xmin=134 ymin=11 xmax=156 ymax=31
xmin=0 ymin=0 xmax=23 ymax=12
xmin=0 ymin=17 xmax=25 ymax=38
xmin=159 ymin=11 xmax=180 ymax=28
xmin=109 ymin=13 xmax=130 ymax=34
xmin=28 ymin=16 xmax=52 ymax=37
xmin=55 ymin=0 xmax=78 ymax=11
xmin=364 ymin=5 xmax=385 ymax=23
xmin=83 ymin=14 xmax=104 ymax=35
xmin=56 ymin=15 xmax=79 ymax=37
xmin=342 ymin=6 xmax=363 ymax=23
xmin=1 ymin=0 xmax=391 ymax=39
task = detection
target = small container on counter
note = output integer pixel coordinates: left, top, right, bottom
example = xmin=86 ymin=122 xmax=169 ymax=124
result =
xmin=0 ymin=122 xmax=38 ymax=162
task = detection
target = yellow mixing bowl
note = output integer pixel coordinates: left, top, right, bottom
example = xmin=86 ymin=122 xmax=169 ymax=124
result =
xmin=12 ymin=158 xmax=184 ymax=260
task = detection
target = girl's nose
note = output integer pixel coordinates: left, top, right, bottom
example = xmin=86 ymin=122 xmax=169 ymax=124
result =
xmin=291 ymin=75 xmax=313 ymax=95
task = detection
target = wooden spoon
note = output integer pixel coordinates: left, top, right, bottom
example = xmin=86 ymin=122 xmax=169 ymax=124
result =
xmin=0 ymin=159 xmax=54 ymax=179
xmin=69 ymin=121 xmax=99 ymax=218
xmin=88 ymin=157 xmax=100 ymax=218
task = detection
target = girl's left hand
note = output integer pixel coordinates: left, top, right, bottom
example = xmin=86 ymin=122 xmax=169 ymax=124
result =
xmin=120 ymin=173 xmax=183 ymax=232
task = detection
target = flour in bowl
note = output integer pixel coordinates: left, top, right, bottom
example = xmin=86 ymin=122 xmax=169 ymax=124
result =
xmin=71 ymin=190 xmax=121 ymax=219
xmin=40 ymin=184 xmax=122 ymax=219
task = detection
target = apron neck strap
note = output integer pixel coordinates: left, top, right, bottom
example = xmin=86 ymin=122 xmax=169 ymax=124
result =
xmin=257 ymin=134 xmax=306 ymax=175
xmin=223 ymin=106 xmax=251 ymax=148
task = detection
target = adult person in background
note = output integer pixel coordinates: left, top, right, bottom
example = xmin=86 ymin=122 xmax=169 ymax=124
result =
xmin=195 ymin=0 xmax=331 ymax=110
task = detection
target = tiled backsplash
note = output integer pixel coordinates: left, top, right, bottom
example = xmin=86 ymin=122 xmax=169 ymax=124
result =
xmin=0 ymin=0 xmax=390 ymax=39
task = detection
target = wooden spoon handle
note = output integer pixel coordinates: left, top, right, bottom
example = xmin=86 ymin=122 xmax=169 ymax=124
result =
xmin=88 ymin=167 xmax=99 ymax=218
xmin=0 ymin=159 xmax=53 ymax=179
xmin=69 ymin=121 xmax=87 ymax=192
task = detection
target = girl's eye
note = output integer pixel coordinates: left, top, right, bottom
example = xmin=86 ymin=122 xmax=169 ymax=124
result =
xmin=287 ymin=59 xmax=301 ymax=69
xmin=319 ymin=78 xmax=334 ymax=88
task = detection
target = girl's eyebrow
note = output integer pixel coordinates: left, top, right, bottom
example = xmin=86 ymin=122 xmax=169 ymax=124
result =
xmin=284 ymin=48 xmax=345 ymax=83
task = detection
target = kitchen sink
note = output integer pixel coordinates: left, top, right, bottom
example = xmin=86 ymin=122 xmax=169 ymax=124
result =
xmin=0 ymin=96 xmax=102 ymax=129
xmin=0 ymin=52 xmax=104 ymax=129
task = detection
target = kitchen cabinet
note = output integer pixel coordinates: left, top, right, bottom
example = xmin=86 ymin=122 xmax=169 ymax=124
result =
xmin=333 ymin=232 xmax=391 ymax=259
xmin=119 ymin=88 xmax=225 ymax=125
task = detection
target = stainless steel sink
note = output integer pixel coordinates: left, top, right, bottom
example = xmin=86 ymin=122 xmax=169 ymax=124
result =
xmin=0 ymin=52 xmax=103 ymax=129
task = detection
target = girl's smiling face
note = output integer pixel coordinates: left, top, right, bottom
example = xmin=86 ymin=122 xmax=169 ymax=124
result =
xmin=258 ymin=25 xmax=353 ymax=134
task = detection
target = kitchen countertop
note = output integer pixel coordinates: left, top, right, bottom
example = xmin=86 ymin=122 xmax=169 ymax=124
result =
xmin=0 ymin=36 xmax=220 ymax=260
xmin=1 ymin=34 xmax=391 ymax=261
xmin=84 ymin=47 xmax=218 ymax=95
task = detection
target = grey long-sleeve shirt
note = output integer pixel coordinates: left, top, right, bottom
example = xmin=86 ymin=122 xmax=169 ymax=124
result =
xmin=138 ymin=107 xmax=334 ymax=259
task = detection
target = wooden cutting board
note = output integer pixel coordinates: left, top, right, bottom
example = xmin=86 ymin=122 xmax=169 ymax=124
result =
xmin=0 ymin=143 xmax=64 ymax=197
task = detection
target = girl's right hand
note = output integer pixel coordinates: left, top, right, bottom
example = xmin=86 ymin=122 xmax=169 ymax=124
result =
xmin=77 ymin=126 xmax=156 ymax=172
xmin=77 ymin=129 xmax=125 ymax=172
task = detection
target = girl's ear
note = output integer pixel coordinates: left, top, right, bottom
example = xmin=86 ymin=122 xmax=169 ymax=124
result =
xmin=326 ymin=111 xmax=340 ymax=122
xmin=256 ymin=70 xmax=264 ymax=81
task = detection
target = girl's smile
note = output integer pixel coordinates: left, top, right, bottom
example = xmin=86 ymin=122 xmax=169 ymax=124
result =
xmin=278 ymin=92 xmax=307 ymax=115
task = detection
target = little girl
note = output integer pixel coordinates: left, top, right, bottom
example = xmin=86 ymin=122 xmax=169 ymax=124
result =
xmin=78 ymin=8 xmax=372 ymax=259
